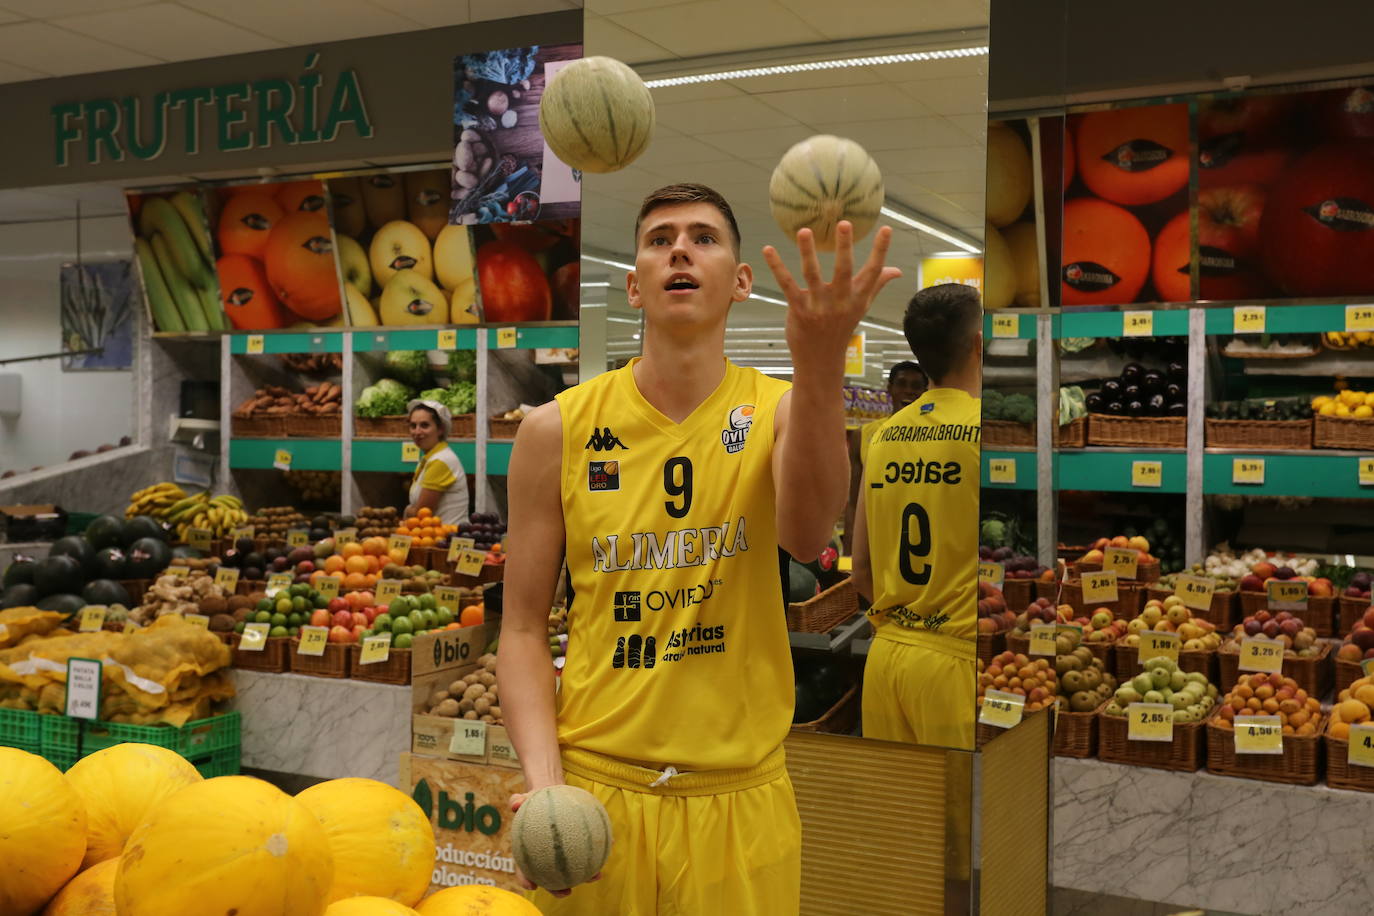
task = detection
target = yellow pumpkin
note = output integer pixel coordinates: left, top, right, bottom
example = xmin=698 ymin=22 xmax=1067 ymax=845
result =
xmin=0 ymin=748 xmax=87 ymax=915
xmin=416 ymin=886 xmax=542 ymax=915
xmin=42 ymin=858 xmax=118 ymax=916
xmin=296 ymin=777 xmax=435 ymax=906
xmin=115 ymin=775 xmax=334 ymax=916
xmin=325 ymin=896 xmax=421 ymax=915
xmin=65 ymin=743 xmax=202 ymax=869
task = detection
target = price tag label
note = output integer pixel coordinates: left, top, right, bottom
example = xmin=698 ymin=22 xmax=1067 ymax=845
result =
xmin=1239 ymin=636 xmax=1285 ymax=673
xmin=1346 ymin=304 xmax=1374 ymax=332
xmin=273 ymin=449 xmax=292 ymax=471
xmin=1175 ymin=575 xmax=1216 ymax=611
xmin=387 ymin=534 xmax=414 ymax=555
xmin=188 ymin=527 xmax=213 ymax=551
xmin=991 ymin=313 xmax=1020 ymax=338
xmin=1234 ymin=715 xmax=1284 ymax=755
xmin=1029 ymin=622 xmax=1057 ymax=657
xmin=185 ymin=614 xmax=210 ymax=629
xmin=496 ymin=327 xmax=517 ymax=349
xmin=1361 ymin=658 xmax=1374 ymax=679
xmin=78 ymin=605 xmax=107 ymax=632
xmin=1104 ymin=547 xmax=1139 ymax=580
xmin=1360 ymin=458 xmax=1374 ymax=487
xmin=1266 ymin=579 xmax=1308 ymax=611
xmin=239 ymin=622 xmax=270 ymax=651
xmin=434 ymin=585 xmax=461 ymax=613
xmin=988 ymin=458 xmax=1016 ymax=485
xmin=359 ymin=634 xmax=391 ymax=665
xmin=401 ymin=442 xmax=421 ymax=462
xmin=1122 ymin=310 xmax=1154 ymax=337
xmin=450 ymin=719 xmax=488 ymax=756
xmin=978 ymin=689 xmax=1025 ymax=730
xmin=298 ymin=626 xmax=329 ymax=656
xmin=65 ymin=657 xmax=102 ymax=720
xmin=266 ymin=572 xmax=293 ymax=596
xmin=246 ymin=334 xmax=265 ymax=354
xmin=1132 ymin=460 xmax=1163 ymax=488
xmin=286 ymin=528 xmax=309 ymax=547
xmin=1139 ymin=629 xmax=1180 ymax=664
xmin=1126 ymin=702 xmax=1174 ymax=742
xmin=1232 ymin=306 xmax=1266 ymax=334
xmin=437 ymin=329 xmax=457 ymax=350
xmin=232 ymin=526 xmax=255 ymax=541
xmin=456 ymin=548 xmax=485 ymax=577
xmin=214 ymin=566 xmax=240 ymax=591
xmin=1348 ymin=723 xmax=1374 ymax=768
xmin=376 ymin=579 xmax=402 ymax=602
xmin=164 ymin=565 xmax=190 ymax=578
xmin=315 ymin=576 xmax=341 ymax=600
xmin=1081 ymin=570 xmax=1119 ymax=604
xmin=447 ymin=536 xmax=476 ymax=563
xmin=122 ymin=621 xmax=137 ymax=634
xmin=977 ymin=561 xmax=1005 ymax=589
xmin=1232 ymin=458 xmax=1265 ymax=486
xmin=335 ymin=527 xmax=357 ymax=546
xmin=488 ymin=729 xmax=520 ymax=765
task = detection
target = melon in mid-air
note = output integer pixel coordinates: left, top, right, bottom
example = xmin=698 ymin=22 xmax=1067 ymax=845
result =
xmin=510 ymin=784 xmax=613 ymax=892
xmin=539 ymin=56 xmax=655 ymax=174
xmin=769 ymin=135 xmax=884 ymax=250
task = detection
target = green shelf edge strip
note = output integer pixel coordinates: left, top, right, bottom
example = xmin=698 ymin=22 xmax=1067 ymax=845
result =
xmin=228 ymin=439 xmax=341 ymax=471
xmin=1203 ymin=452 xmax=1374 ymax=498
xmin=351 ymin=439 xmax=477 ymax=474
xmin=1053 ymin=450 xmax=1187 ymax=493
xmin=981 ymin=450 xmax=1037 ymax=490
xmin=1200 ymin=303 xmax=1352 ymax=335
xmin=229 ymin=332 xmax=344 ymax=355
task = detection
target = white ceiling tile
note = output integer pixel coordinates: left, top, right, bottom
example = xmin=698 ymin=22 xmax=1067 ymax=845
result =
xmin=55 ymin=4 xmax=281 ymax=60
xmin=585 ymin=0 xmax=689 ymax=14
xmin=0 ymin=8 xmax=23 ymax=23
xmin=871 ymin=145 xmax=982 ymax=175
xmin=585 ymin=12 xmax=672 ymax=63
xmin=754 ymin=84 xmax=925 ymax=126
xmin=178 ymin=0 xmax=422 ymax=45
xmin=0 ymin=21 xmax=159 ymax=74
xmin=901 ymin=170 xmax=987 ymax=195
xmin=876 ymin=56 xmax=987 ymax=83
xmin=469 ymin=0 xmax=578 ymax=22
xmin=695 ymin=124 xmax=815 ymax=159
xmin=645 ymin=81 xmax=743 ymax=106
xmin=611 ymin=0 xmax=823 ymax=57
xmin=370 ymin=0 xmax=472 ymax=27
xmin=821 ymin=116 xmax=973 ymax=152
xmin=783 ymin=0 xmax=985 ymax=40
xmin=725 ymin=66 xmax=888 ymax=93
xmin=946 ymin=113 xmax=987 ymax=142
xmin=0 ymin=0 xmax=147 ymax=16
xmin=896 ymin=77 xmax=986 ymax=116
xmin=0 ymin=57 xmax=45 ymax=81
xmin=655 ymin=94 xmax=799 ymax=134
xmin=628 ymin=133 xmax=737 ymax=167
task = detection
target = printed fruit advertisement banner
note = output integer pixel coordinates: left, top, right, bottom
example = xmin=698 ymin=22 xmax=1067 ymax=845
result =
xmin=127 ymin=189 xmax=227 ymax=333
xmin=328 ymin=168 xmax=479 ymax=328
xmin=452 ymin=43 xmax=583 ymax=225
xmin=473 ymin=219 xmax=580 ymax=324
xmin=206 ymin=179 xmax=342 ymax=330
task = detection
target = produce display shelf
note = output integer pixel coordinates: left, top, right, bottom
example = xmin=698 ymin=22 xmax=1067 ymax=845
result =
xmin=981 ymin=449 xmax=1038 ymax=491
xmin=1054 ymin=449 xmax=1187 ymax=493
xmin=351 ymin=439 xmax=477 ymax=474
xmin=1201 ymin=302 xmax=1364 ymax=336
xmin=486 ymin=440 xmax=513 ymax=476
xmin=352 ymin=328 xmax=480 ymax=353
xmin=982 ymin=312 xmax=1038 ymax=340
xmin=228 ymin=438 xmax=342 ymax=471
xmin=229 ymin=331 xmax=344 ymax=355
xmin=1055 ymin=308 xmax=1191 ymax=340
xmin=1202 ymin=451 xmax=1374 ymax=499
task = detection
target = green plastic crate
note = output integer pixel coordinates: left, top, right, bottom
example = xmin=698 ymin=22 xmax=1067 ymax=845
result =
xmin=196 ymin=746 xmax=241 ymax=778
xmin=41 ymin=711 xmax=241 ymax=768
xmin=0 ymin=708 xmax=42 ymax=755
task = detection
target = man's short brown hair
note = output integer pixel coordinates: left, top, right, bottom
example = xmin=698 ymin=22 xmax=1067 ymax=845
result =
xmin=634 ymin=183 xmax=741 ymax=258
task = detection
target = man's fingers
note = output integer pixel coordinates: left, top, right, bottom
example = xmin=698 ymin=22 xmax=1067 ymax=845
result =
xmin=761 ymin=245 xmax=803 ymax=303
xmin=832 ymin=220 xmax=854 ymax=290
xmin=869 ymin=266 xmax=904 ymax=300
xmin=509 ymin=792 xmax=528 ymax=813
xmin=861 ymin=225 xmax=895 ymax=280
xmin=796 ymin=228 xmax=824 ymax=295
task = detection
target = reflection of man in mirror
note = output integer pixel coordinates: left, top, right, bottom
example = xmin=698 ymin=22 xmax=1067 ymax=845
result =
xmin=843 ymin=361 xmax=928 ymax=554
xmin=497 ymin=183 xmax=900 ymax=914
xmin=853 ymin=283 xmax=982 ymax=750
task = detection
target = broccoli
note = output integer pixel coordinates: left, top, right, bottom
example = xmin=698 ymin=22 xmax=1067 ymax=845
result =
xmin=981 ymin=390 xmax=1005 ymax=420
xmin=356 ymin=379 xmax=414 ymax=418
xmin=447 ymin=350 xmax=477 ymax=384
xmin=383 ymin=350 xmax=432 ymax=389
xmin=1002 ymin=394 xmax=1036 ymax=424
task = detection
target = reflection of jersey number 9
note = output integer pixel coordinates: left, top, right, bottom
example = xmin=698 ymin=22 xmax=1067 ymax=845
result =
xmin=900 ymin=502 xmax=932 ymax=585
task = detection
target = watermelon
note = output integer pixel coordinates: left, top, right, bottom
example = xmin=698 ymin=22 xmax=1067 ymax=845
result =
xmin=49 ymin=536 xmax=98 ymax=578
xmin=36 ymin=593 xmax=86 ymax=617
xmin=793 ymin=679 xmax=826 ymax=723
xmin=1 ymin=583 xmax=39 ymax=609
xmin=93 ymin=547 xmax=128 ymax=580
xmin=122 ymin=516 xmax=168 ymax=547
xmin=2 ymin=557 xmax=36 ymax=589
xmin=33 ymin=555 xmax=85 ymax=598
xmin=84 ymin=514 xmax=126 ymax=551
xmin=787 ymin=562 xmax=818 ymax=603
xmin=125 ymin=538 xmax=173 ymax=579
xmin=82 ymin=579 xmax=131 ymax=608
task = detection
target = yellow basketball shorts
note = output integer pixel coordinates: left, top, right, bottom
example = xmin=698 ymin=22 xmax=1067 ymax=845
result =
xmin=861 ymin=630 xmax=976 ymax=750
xmin=529 ymin=745 xmax=801 ymax=916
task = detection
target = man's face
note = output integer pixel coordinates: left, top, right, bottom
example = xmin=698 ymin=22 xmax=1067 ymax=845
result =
xmin=627 ymin=201 xmax=750 ymax=326
xmin=889 ymin=370 xmax=927 ymax=410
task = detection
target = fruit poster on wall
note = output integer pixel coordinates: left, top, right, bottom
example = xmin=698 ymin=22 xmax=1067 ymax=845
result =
xmin=328 ymin=168 xmax=478 ymax=327
xmin=205 ymin=180 xmax=342 ymax=330
xmin=60 ymin=260 xmax=135 ymax=370
xmin=127 ymin=189 xmax=227 ymax=333
xmin=452 ymin=43 xmax=583 ymax=225
xmin=473 ymin=219 xmax=580 ymax=324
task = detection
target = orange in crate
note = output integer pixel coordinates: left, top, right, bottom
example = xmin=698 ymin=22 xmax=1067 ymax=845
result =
xmin=341 ymin=542 xmax=363 ymax=559
xmin=460 ymin=604 xmax=485 ymax=627
xmin=323 ymin=555 xmax=346 ymax=574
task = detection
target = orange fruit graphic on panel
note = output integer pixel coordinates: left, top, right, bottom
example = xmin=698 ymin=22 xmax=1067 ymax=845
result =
xmin=1076 ymin=104 xmax=1189 ymax=206
xmin=274 ymin=180 xmax=328 ymax=215
xmin=263 ymin=210 xmax=342 ymax=321
xmin=218 ymin=191 xmax=283 ymax=258
xmin=217 ymin=254 xmax=289 ymax=329
xmin=1061 ymin=198 xmax=1151 ymax=306
xmin=1150 ymin=211 xmax=1191 ymax=303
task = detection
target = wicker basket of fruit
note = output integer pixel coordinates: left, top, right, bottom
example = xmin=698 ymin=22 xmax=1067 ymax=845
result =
xmin=1087 ymin=413 xmax=1186 ymax=449
xmin=1097 ymin=657 xmax=1219 ymax=772
xmin=1237 ymin=590 xmax=1335 ymax=637
xmin=1112 ymin=596 xmax=1223 ymax=679
xmin=1218 ymin=620 xmax=1330 ymax=698
xmin=1055 ymin=416 xmax=1087 ymax=448
xmin=1205 ymin=673 xmax=1325 ymax=785
xmin=1203 ymin=417 xmax=1312 ymax=450
xmin=1060 ymin=578 xmax=1145 ymax=620
xmin=787 ymin=576 xmax=859 ymax=634
xmin=1072 ymin=536 xmax=1163 ymax=584
xmin=1314 ymin=414 xmax=1374 ymax=450
xmin=792 ymin=684 xmax=860 ymax=735
xmin=354 ymin=416 xmax=411 ymax=438
xmin=976 ymin=651 xmax=1056 ymax=749
xmin=976 ymin=581 xmax=1015 ymax=665
xmin=1148 ymin=581 xmax=1237 ymax=629
xmin=287 ymin=638 xmax=351 ymax=679
xmin=230 ymin=633 xmax=289 ymax=673
xmin=489 ymin=408 xmax=526 ymax=439
xmin=1323 ymin=675 xmax=1374 ymax=792
xmin=1339 ymin=585 xmax=1372 ymax=635
xmin=981 ymin=419 xmax=1034 ymax=448
xmin=1056 ymin=698 xmax=1109 ymax=758
xmin=1334 ymin=613 xmax=1374 ymax=693
xmin=349 ymin=643 xmax=412 ymax=685
xmin=1005 ymin=598 xmax=1059 ymax=659
xmin=1054 ymin=630 xmax=1117 ymax=758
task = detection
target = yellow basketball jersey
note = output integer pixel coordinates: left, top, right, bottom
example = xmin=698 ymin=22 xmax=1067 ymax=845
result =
xmin=863 ymin=388 xmax=981 ymax=655
xmin=555 ymin=358 xmax=794 ymax=770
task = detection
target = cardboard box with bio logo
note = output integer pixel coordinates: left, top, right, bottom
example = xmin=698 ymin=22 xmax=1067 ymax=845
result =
xmin=410 ymin=620 xmax=520 ymax=769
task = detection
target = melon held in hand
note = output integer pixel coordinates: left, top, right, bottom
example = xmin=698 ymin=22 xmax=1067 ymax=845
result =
xmin=510 ymin=784 xmax=613 ymax=892
xmin=769 ymin=135 xmax=884 ymax=251
xmin=540 ymin=56 xmax=655 ymax=174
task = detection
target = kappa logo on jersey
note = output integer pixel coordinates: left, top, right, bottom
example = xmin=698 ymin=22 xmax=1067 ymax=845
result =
xmin=720 ymin=404 xmax=755 ymax=454
xmin=588 ymin=460 xmax=620 ymax=492
xmin=612 ymin=633 xmax=657 ymax=669
xmin=613 ymin=590 xmax=642 ymax=622
xmin=585 ymin=427 xmax=628 ymax=451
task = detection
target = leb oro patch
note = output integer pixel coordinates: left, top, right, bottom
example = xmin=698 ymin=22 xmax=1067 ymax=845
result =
xmin=589 ymin=460 xmax=621 ymax=491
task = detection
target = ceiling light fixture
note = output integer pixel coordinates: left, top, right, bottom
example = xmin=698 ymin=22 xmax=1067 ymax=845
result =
xmin=580 ymin=281 xmax=612 ymax=288
xmin=643 ymin=46 xmax=988 ymax=89
xmin=880 ymin=205 xmax=981 ymax=254
xmin=581 ymin=253 xmax=635 ymax=271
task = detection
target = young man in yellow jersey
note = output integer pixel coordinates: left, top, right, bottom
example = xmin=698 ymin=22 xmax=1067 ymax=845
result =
xmin=843 ymin=360 xmax=927 ymax=553
xmin=498 ymin=183 xmax=900 ymax=914
xmin=853 ymin=282 xmax=982 ymax=750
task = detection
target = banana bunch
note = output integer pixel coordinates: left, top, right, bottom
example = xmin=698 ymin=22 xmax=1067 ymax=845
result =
xmin=134 ymin=191 xmax=228 ymax=334
xmin=126 ymin=482 xmax=187 ymax=519
xmin=1325 ymin=331 xmax=1374 ymax=350
xmin=166 ymin=492 xmax=250 ymax=540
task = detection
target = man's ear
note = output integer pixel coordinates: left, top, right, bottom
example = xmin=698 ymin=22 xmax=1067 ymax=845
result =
xmin=733 ymin=262 xmax=754 ymax=304
xmin=627 ymin=270 xmax=642 ymax=311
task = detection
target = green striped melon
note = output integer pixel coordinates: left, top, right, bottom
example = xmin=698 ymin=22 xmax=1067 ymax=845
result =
xmin=769 ymin=134 xmax=884 ymax=250
xmin=509 ymin=785 xmax=612 ymax=892
xmin=539 ymin=56 xmax=655 ymax=174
